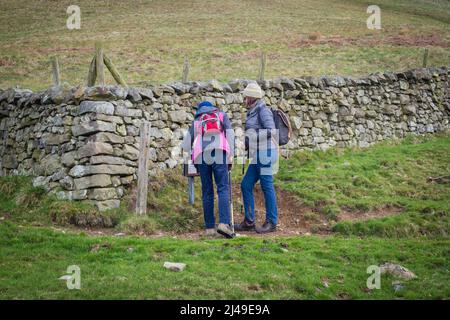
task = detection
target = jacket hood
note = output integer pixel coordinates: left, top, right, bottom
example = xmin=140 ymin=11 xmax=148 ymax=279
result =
xmin=195 ymin=105 xmax=218 ymax=118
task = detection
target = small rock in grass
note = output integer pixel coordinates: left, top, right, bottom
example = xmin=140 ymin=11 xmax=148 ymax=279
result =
xmin=90 ymin=242 xmax=111 ymax=253
xmin=114 ymin=232 xmax=126 ymax=237
xmin=163 ymin=262 xmax=186 ymax=272
xmin=127 ymin=247 xmax=134 ymax=253
xmin=380 ymin=263 xmax=417 ymax=280
xmin=392 ymin=281 xmax=405 ymax=292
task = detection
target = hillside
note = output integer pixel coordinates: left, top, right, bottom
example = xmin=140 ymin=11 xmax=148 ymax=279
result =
xmin=0 ymin=0 xmax=449 ymax=90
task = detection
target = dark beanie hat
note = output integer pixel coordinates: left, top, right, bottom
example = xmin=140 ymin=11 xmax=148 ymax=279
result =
xmin=197 ymin=101 xmax=214 ymax=108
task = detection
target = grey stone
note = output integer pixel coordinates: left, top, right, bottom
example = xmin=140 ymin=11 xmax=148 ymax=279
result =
xmin=61 ymin=151 xmax=77 ymax=167
xmin=380 ymin=263 xmax=416 ymax=280
xmin=95 ymin=199 xmax=121 ymax=211
xmin=90 ymin=155 xmax=136 ymax=166
xmin=77 ymin=142 xmax=114 ymax=158
xmin=88 ymin=188 xmax=118 ymax=201
xmin=74 ymin=174 xmax=112 ymax=190
xmin=87 ymin=132 xmax=125 ymax=144
xmin=72 ymin=121 xmax=115 ymax=136
xmin=115 ymin=106 xmax=143 ymax=118
xmin=137 ymin=87 xmax=154 ymax=99
xmin=122 ymin=145 xmax=139 ymax=160
xmin=2 ymin=154 xmax=18 ymax=169
xmin=403 ymin=105 xmax=416 ymax=115
xmin=168 ymin=110 xmax=187 ymax=123
xmin=311 ymin=128 xmax=323 ymax=137
xmin=69 ymin=164 xmax=135 ymax=178
xmin=40 ymin=154 xmax=61 ymax=175
xmin=33 ymin=176 xmax=51 ymax=188
xmin=79 ymin=101 xmax=114 ymax=115
xmin=41 ymin=133 xmax=71 ymax=146
xmin=59 ymin=176 xmax=75 ymax=190
xmin=163 ymin=262 xmax=186 ymax=272
xmin=127 ymin=88 xmax=142 ymax=102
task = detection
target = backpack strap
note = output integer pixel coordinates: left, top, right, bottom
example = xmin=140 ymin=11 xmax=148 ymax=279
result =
xmin=256 ymin=106 xmax=265 ymax=129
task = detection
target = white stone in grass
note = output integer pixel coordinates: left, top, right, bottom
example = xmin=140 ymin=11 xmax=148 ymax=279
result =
xmin=163 ymin=262 xmax=186 ymax=272
xmin=380 ymin=263 xmax=417 ymax=280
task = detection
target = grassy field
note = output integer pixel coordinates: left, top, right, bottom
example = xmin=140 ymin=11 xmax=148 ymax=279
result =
xmin=0 ymin=134 xmax=449 ymax=299
xmin=0 ymin=0 xmax=449 ymax=90
xmin=278 ymin=133 xmax=450 ymax=237
xmin=0 ymin=222 xmax=449 ymax=299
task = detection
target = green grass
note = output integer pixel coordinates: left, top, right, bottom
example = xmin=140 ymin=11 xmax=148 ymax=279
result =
xmin=0 ymin=0 xmax=449 ymax=90
xmin=0 ymin=134 xmax=449 ymax=299
xmin=277 ymin=133 xmax=450 ymax=236
xmin=0 ymin=222 xmax=449 ymax=299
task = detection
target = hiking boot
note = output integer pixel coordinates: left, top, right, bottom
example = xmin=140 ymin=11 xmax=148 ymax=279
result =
xmin=217 ymin=223 xmax=236 ymax=239
xmin=256 ymin=221 xmax=277 ymax=234
xmin=202 ymin=228 xmax=220 ymax=239
xmin=234 ymin=219 xmax=256 ymax=232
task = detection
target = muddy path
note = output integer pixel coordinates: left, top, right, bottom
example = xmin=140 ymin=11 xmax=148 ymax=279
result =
xmin=56 ymin=184 xmax=402 ymax=240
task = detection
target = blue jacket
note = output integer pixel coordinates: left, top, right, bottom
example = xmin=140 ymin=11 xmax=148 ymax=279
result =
xmin=245 ymin=99 xmax=276 ymax=152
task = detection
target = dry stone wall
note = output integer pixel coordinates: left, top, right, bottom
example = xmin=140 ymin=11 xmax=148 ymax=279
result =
xmin=0 ymin=67 xmax=448 ymax=210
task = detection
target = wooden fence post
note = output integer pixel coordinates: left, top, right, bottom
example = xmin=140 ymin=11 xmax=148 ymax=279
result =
xmin=135 ymin=121 xmax=151 ymax=215
xmin=95 ymin=42 xmax=105 ymax=87
xmin=258 ymin=51 xmax=266 ymax=82
xmin=422 ymin=48 xmax=429 ymax=68
xmin=51 ymin=56 xmax=61 ymax=87
xmin=87 ymin=56 xmax=97 ymax=87
xmin=103 ymin=54 xmax=127 ymax=87
xmin=182 ymin=57 xmax=190 ymax=83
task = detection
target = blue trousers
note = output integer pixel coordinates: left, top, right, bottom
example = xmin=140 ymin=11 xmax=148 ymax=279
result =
xmin=197 ymin=151 xmax=230 ymax=229
xmin=241 ymin=149 xmax=278 ymax=224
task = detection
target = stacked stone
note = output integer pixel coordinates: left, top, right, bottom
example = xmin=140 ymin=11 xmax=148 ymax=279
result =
xmin=0 ymin=67 xmax=448 ymax=210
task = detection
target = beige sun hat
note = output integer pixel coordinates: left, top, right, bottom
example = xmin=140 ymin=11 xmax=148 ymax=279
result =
xmin=243 ymin=82 xmax=263 ymax=99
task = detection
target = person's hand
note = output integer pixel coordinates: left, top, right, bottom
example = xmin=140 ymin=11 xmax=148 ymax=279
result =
xmin=227 ymin=156 xmax=233 ymax=171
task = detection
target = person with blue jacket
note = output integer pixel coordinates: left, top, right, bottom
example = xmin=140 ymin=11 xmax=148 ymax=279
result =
xmin=182 ymin=101 xmax=235 ymax=238
xmin=234 ymin=83 xmax=279 ymax=234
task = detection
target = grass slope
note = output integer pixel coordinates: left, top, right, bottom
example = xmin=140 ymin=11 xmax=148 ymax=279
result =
xmin=277 ymin=133 xmax=450 ymax=237
xmin=0 ymin=0 xmax=449 ymax=90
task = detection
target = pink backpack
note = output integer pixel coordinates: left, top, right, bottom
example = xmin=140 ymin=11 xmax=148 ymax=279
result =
xmin=198 ymin=111 xmax=223 ymax=135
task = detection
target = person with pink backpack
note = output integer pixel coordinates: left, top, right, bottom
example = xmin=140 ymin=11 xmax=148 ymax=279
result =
xmin=182 ymin=101 xmax=235 ymax=238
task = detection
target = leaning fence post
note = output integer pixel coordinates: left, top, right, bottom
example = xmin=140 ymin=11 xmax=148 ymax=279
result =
xmin=182 ymin=57 xmax=190 ymax=83
xmin=258 ymin=51 xmax=266 ymax=82
xmin=95 ymin=42 xmax=105 ymax=87
xmin=51 ymin=56 xmax=61 ymax=87
xmin=103 ymin=54 xmax=127 ymax=87
xmin=422 ymin=48 xmax=429 ymax=68
xmin=136 ymin=122 xmax=151 ymax=215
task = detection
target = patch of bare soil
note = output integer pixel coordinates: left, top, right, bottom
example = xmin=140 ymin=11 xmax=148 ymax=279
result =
xmin=52 ymin=186 xmax=402 ymax=240
xmin=338 ymin=206 xmax=403 ymax=222
xmin=288 ymin=33 xmax=449 ymax=48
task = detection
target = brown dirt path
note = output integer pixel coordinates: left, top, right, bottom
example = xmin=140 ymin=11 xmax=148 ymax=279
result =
xmin=57 ymin=184 xmax=402 ymax=240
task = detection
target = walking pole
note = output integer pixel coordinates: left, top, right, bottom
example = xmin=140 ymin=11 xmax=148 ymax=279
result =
xmin=188 ymin=176 xmax=195 ymax=205
xmin=240 ymin=149 xmax=247 ymax=217
xmin=229 ymin=169 xmax=235 ymax=235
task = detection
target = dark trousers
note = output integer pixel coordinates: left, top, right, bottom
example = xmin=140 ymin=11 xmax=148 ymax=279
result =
xmin=197 ymin=150 xmax=230 ymax=229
